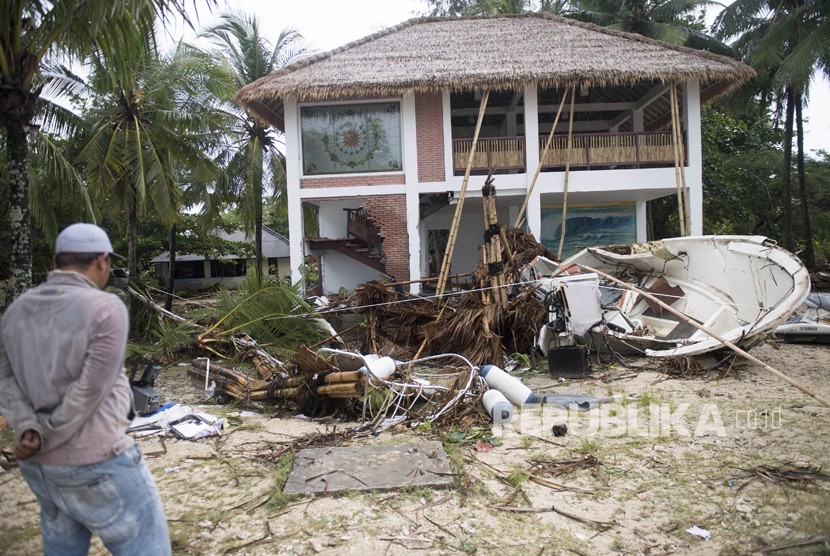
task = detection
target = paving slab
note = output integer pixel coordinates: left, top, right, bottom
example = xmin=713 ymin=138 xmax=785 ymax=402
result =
xmin=284 ymin=441 xmax=454 ymax=494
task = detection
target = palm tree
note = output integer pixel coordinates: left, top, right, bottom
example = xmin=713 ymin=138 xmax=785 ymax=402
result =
xmin=202 ymin=12 xmax=307 ymax=286
xmin=423 ymin=0 xmax=567 ymax=16
xmin=70 ymin=34 xmax=228 ymax=324
xmin=715 ymin=0 xmax=829 ymax=266
xmin=567 ymin=0 xmax=728 ymax=51
xmin=0 ymin=0 xmax=212 ymax=304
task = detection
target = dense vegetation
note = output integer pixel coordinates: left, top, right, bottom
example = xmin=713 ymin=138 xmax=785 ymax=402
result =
xmin=1 ymin=0 xmax=828 ymax=313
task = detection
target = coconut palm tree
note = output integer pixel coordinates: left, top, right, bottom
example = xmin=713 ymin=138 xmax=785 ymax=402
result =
xmin=715 ymin=0 xmax=829 ymax=266
xmin=201 ymin=12 xmax=307 ymax=286
xmin=567 ymin=0 xmax=728 ymax=52
xmin=0 ymin=0 xmax=211 ymax=304
xmin=69 ymin=34 xmax=229 ymax=324
xmin=423 ymin=0 xmax=567 ymax=16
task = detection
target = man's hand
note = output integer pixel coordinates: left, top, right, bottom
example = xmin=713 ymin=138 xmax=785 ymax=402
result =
xmin=12 ymin=430 xmax=41 ymax=460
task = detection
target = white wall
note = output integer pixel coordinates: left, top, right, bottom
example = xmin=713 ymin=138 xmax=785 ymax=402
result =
xmin=319 ymin=251 xmax=385 ymax=294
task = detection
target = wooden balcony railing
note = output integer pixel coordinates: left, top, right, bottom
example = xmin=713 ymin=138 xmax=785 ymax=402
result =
xmin=540 ymin=131 xmax=681 ymax=169
xmin=451 ymin=131 xmax=684 ymax=173
xmin=452 ymin=136 xmax=525 ymax=173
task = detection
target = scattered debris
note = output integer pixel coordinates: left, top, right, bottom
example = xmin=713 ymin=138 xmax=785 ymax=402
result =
xmin=728 ymin=462 xmax=825 ymax=491
xmin=530 ymin=236 xmax=810 ymax=361
xmin=349 ymin=225 xmax=550 ymax=365
xmin=551 ymin=423 xmax=568 ymax=437
xmin=128 ymin=403 xmax=221 ymax=440
xmin=528 ymin=455 xmax=599 ymax=477
xmin=761 ymin=536 xmax=830 ymax=554
xmin=686 ymin=525 xmax=711 ymax=540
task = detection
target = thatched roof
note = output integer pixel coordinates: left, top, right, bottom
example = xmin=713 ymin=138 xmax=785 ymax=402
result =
xmin=236 ymin=13 xmax=754 ymax=130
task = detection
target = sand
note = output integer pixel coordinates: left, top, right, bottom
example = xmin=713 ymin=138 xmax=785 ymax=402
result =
xmin=1 ymin=340 xmax=829 ymax=555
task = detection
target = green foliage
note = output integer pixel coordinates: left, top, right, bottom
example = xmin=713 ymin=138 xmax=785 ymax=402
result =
xmin=441 ymin=427 xmax=503 ymax=447
xmin=202 ymin=13 xmax=307 ymax=282
xmin=155 ymin=272 xmax=328 ymax=357
xmin=568 ymin=0 xmax=730 ymax=52
xmin=422 ymin=0 xmax=567 ymax=16
xmin=267 ymin=452 xmax=299 ymax=511
xmin=700 ymin=104 xmax=783 ymax=238
xmin=506 ymin=464 xmax=530 ymax=486
xmin=577 ymin=437 xmax=602 ymax=455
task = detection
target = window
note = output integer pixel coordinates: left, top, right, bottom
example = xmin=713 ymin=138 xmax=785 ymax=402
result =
xmin=211 ymin=259 xmax=246 ymax=278
xmin=173 ymin=261 xmax=205 ymax=279
xmin=301 ymin=102 xmax=402 ymax=175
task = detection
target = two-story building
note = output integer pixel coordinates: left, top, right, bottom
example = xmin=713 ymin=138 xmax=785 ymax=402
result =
xmin=235 ymin=14 xmax=753 ymax=295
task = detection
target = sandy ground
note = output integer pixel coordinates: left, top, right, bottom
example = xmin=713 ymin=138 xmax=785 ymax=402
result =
xmin=2 ymin=340 xmax=829 ymax=556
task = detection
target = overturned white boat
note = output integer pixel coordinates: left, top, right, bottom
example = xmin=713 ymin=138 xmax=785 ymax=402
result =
xmin=528 ymin=236 xmax=811 ymax=358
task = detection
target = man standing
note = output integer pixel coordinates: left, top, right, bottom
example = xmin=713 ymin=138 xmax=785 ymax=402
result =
xmin=0 ymin=223 xmax=170 ymax=555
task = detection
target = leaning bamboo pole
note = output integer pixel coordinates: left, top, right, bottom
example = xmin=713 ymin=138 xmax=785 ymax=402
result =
xmin=514 ymin=89 xmax=570 ymax=229
xmin=576 ymin=263 xmax=830 ymax=410
xmin=671 ymin=82 xmax=692 ymax=236
xmin=557 ymin=85 xmax=577 ymax=260
xmin=669 ymin=83 xmax=688 ymax=237
xmin=435 ymin=90 xmax=490 ymax=301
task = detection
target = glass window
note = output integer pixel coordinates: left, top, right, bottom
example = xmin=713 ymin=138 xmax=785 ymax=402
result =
xmin=301 ymin=102 xmax=402 ymax=175
xmin=173 ymin=261 xmax=205 ymax=279
xmin=210 ymin=259 xmax=246 ymax=277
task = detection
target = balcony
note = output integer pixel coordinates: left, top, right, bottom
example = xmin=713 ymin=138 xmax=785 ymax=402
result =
xmin=452 ymin=131 xmax=683 ymax=175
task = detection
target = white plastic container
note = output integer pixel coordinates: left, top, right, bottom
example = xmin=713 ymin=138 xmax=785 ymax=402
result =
xmin=479 ymin=364 xmax=536 ymax=406
xmin=482 ymin=390 xmax=514 ymax=423
xmin=359 ymin=354 xmax=396 ymax=379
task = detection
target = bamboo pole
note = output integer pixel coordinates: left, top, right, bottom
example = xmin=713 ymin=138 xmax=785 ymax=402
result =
xmin=269 ymin=387 xmax=300 ymax=398
xmin=316 ymin=382 xmax=363 ymax=396
xmin=436 ymin=90 xmax=490 ymax=301
xmin=557 ymin=85 xmax=577 ymax=261
xmin=515 ymin=89 xmax=570 ymax=229
xmin=672 ymin=82 xmax=692 ymax=236
xmin=669 ymin=83 xmax=687 ymax=236
xmin=322 ymin=371 xmax=363 ymax=384
xmin=481 ymin=174 xmax=508 ymax=307
xmin=576 ymin=262 xmax=830 ymax=409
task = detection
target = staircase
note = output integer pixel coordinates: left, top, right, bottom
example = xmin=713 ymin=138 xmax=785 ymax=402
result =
xmin=307 ymin=208 xmax=387 ymax=273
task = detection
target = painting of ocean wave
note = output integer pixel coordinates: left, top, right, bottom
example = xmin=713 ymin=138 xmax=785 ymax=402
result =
xmin=541 ymin=203 xmax=636 ymax=258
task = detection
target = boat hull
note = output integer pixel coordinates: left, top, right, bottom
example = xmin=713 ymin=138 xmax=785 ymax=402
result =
xmin=559 ymin=236 xmax=811 ymax=358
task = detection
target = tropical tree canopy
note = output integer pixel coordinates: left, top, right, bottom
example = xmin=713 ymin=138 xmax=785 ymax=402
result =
xmin=201 ymin=12 xmax=307 ymax=284
xmin=0 ymin=0 xmax=215 ymax=304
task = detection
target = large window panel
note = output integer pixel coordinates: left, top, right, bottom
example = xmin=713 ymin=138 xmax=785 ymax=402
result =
xmin=301 ymin=102 xmax=402 ymax=175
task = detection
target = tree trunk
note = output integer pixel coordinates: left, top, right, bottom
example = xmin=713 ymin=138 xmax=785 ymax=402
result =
xmin=782 ymin=87 xmax=795 ymax=252
xmin=255 ymin=192 xmax=263 ymax=286
xmin=253 ymin=150 xmax=264 ymax=286
xmin=794 ymin=93 xmax=814 ymax=268
xmin=127 ymin=181 xmax=139 ymax=325
xmin=165 ymin=223 xmax=177 ymax=312
xmin=5 ymin=124 xmax=32 ymax=305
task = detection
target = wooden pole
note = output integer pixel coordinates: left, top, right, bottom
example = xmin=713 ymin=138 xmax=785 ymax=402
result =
xmin=672 ymin=83 xmax=692 ymax=236
xmin=436 ymin=90 xmax=490 ymax=301
xmin=557 ymin=85 xmax=576 ymax=260
xmin=515 ymin=89 xmax=570 ymax=229
xmin=576 ymin=262 xmax=830 ymax=409
xmin=481 ymin=174 xmax=508 ymax=307
xmin=669 ymin=83 xmax=687 ymax=237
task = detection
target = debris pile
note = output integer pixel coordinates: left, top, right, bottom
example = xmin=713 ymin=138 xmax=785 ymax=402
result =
xmin=353 ymin=225 xmax=550 ymax=365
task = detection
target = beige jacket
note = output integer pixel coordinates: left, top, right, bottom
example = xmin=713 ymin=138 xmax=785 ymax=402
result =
xmin=0 ymin=270 xmax=133 ymax=465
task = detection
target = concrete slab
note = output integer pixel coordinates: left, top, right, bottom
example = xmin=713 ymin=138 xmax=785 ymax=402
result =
xmin=284 ymin=441 xmax=454 ymax=494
